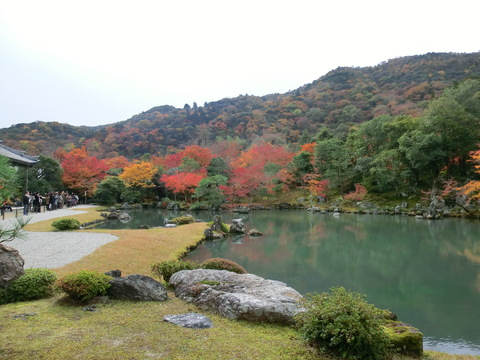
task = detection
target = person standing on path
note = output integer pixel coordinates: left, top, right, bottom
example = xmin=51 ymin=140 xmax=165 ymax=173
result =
xmin=23 ymin=191 xmax=31 ymax=215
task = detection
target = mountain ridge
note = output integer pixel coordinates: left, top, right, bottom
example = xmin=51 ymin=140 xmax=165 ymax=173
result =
xmin=1 ymin=52 xmax=479 ymax=158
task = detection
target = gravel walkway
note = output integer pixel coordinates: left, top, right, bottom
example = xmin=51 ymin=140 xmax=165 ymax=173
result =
xmin=0 ymin=205 xmax=118 ymax=269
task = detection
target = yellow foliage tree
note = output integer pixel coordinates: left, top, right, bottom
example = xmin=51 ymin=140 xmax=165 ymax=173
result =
xmin=120 ymin=161 xmax=157 ymax=188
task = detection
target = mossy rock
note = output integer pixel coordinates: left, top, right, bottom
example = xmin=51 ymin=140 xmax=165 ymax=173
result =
xmin=382 ymin=321 xmax=423 ymax=357
xmin=169 ymin=215 xmax=195 ymax=225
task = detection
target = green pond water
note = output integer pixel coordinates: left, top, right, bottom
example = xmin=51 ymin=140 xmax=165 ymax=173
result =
xmin=95 ymin=208 xmax=480 ymax=355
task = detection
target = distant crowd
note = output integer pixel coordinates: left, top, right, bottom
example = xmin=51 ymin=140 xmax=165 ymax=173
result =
xmin=19 ymin=191 xmax=80 ymax=216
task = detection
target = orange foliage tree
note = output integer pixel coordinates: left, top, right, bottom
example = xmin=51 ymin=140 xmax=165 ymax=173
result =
xmin=232 ymin=143 xmax=293 ymax=169
xmin=104 ymin=156 xmax=130 ymax=171
xmin=61 ymin=148 xmax=109 ymax=196
xmin=458 ymin=149 xmax=480 ymax=200
xmin=299 ymin=142 xmax=316 ymax=155
xmin=303 ymin=174 xmax=329 ymax=204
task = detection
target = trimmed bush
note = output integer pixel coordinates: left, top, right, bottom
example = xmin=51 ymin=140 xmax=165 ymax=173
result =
xmin=57 ymin=271 xmax=111 ymax=302
xmin=151 ymin=260 xmax=200 ymax=283
xmin=52 ymin=218 xmax=81 ymax=231
xmin=4 ymin=268 xmax=57 ymax=302
xmin=295 ymin=287 xmax=392 ymax=360
xmin=201 ymin=258 xmax=247 ymax=274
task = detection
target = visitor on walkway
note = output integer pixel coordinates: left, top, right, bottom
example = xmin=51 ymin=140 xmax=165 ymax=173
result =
xmin=23 ymin=191 xmax=31 ymax=215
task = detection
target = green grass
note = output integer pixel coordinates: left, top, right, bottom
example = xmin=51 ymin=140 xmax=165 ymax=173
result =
xmin=0 ymin=294 xmax=319 ymax=360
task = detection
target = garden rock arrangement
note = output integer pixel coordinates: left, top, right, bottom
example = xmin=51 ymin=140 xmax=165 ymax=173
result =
xmin=0 ymin=243 xmax=24 ymax=288
xmin=203 ymin=215 xmax=227 ymax=240
xmin=101 ymin=209 xmax=132 ymax=221
xmin=107 ymin=274 xmax=168 ymax=301
xmin=169 ymin=269 xmax=305 ymax=325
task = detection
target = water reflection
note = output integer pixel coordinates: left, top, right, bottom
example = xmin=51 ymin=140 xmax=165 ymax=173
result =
xmin=187 ymin=211 xmax=480 ymax=355
xmin=95 ymin=209 xmax=480 ymax=355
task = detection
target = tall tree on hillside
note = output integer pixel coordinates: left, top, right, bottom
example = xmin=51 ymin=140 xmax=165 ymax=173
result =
xmin=420 ymin=79 xmax=480 ymax=176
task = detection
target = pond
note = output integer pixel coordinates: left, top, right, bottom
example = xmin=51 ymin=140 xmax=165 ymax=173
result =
xmin=95 ymin=208 xmax=480 ymax=355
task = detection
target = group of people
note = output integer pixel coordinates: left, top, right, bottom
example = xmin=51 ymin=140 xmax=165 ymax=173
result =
xmin=22 ymin=191 xmax=80 ymax=215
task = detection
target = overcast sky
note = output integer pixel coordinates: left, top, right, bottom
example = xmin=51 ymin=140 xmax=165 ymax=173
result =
xmin=0 ymin=0 xmax=478 ymax=129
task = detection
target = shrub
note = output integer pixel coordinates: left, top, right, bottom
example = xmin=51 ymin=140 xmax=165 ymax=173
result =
xmin=57 ymin=271 xmax=111 ymax=302
xmin=51 ymin=218 xmax=81 ymax=231
xmin=151 ymin=260 xmax=200 ymax=283
xmin=0 ymin=288 xmax=7 ymax=305
xmin=201 ymin=258 xmax=247 ymax=274
xmin=344 ymin=183 xmax=368 ymax=202
xmin=295 ymin=287 xmax=392 ymax=360
xmin=94 ymin=176 xmax=126 ymax=205
xmin=4 ymin=268 xmax=57 ymax=302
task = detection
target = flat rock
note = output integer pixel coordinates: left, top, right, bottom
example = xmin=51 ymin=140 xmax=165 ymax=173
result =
xmin=169 ymin=269 xmax=305 ymax=325
xmin=163 ymin=313 xmax=213 ymax=329
xmin=107 ymin=274 xmax=168 ymax=301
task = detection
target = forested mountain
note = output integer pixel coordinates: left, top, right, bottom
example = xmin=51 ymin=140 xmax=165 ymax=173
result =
xmin=1 ymin=52 xmax=479 ymax=159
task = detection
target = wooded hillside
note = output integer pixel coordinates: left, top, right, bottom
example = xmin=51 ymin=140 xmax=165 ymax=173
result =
xmin=1 ymin=52 xmax=479 ymax=159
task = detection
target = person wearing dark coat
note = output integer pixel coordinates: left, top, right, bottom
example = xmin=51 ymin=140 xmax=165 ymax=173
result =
xmin=23 ymin=191 xmax=30 ymax=215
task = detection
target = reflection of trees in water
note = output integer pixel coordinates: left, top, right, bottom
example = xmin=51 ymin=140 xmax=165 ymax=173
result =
xmin=186 ymin=211 xmax=480 ymax=344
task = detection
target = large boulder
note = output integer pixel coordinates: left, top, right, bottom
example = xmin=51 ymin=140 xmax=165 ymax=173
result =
xmin=107 ymin=274 xmax=168 ymax=301
xmin=229 ymin=219 xmax=246 ymax=234
xmin=0 ymin=243 xmax=25 ymax=289
xmin=169 ymin=269 xmax=305 ymax=324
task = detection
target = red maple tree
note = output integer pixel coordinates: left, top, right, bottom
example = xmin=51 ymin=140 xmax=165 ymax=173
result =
xmin=61 ymin=147 xmax=109 ymax=196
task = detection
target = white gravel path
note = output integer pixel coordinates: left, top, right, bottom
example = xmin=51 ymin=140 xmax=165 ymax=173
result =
xmin=0 ymin=205 xmax=118 ymax=269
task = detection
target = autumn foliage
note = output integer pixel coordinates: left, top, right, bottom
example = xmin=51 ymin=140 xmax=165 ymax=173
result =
xmin=458 ymin=149 xmax=480 ymax=200
xmin=343 ymin=184 xmax=368 ymax=201
xmin=161 ymin=171 xmax=206 ymax=202
xmin=120 ymin=162 xmax=157 ymax=188
xmin=61 ymin=148 xmax=108 ymax=195
xmin=303 ymin=174 xmax=329 ymax=200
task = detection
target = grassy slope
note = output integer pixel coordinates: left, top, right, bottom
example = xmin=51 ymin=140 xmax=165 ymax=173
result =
xmin=1 ymin=207 xmax=479 ymax=360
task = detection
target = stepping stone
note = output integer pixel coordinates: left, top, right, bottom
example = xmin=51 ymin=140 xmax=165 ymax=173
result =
xmin=163 ymin=313 xmax=213 ymax=329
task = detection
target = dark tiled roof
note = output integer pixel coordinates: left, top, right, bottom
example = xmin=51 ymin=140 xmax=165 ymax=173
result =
xmin=0 ymin=141 xmax=39 ymax=166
